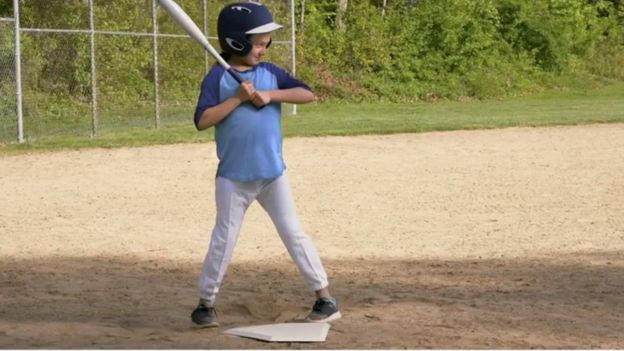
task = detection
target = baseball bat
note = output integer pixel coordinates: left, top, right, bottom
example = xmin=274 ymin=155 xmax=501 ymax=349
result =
xmin=157 ymin=0 xmax=244 ymax=84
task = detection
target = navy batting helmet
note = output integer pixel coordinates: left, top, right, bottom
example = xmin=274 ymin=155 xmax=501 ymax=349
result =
xmin=217 ymin=2 xmax=283 ymax=56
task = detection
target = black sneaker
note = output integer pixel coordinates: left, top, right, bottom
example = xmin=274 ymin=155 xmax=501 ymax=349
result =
xmin=191 ymin=303 xmax=219 ymax=328
xmin=305 ymin=297 xmax=342 ymax=323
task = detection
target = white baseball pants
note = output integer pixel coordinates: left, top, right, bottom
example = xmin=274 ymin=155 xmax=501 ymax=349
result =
xmin=198 ymin=174 xmax=329 ymax=305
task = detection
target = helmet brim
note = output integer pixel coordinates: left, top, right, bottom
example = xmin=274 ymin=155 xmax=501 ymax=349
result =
xmin=246 ymin=22 xmax=283 ymax=34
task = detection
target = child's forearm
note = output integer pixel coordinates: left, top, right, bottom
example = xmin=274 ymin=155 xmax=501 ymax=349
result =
xmin=196 ymin=87 xmax=315 ymax=130
xmin=196 ymin=96 xmax=243 ymax=130
xmin=268 ymin=87 xmax=316 ymax=104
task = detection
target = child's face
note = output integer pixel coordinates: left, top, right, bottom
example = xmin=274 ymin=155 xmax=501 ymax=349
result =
xmin=241 ymin=33 xmax=272 ymax=67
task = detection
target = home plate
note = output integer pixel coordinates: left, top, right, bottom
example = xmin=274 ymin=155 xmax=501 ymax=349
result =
xmin=223 ymin=322 xmax=331 ymax=342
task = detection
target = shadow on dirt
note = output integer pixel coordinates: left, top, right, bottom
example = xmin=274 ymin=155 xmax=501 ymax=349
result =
xmin=0 ymin=252 xmax=622 ymax=348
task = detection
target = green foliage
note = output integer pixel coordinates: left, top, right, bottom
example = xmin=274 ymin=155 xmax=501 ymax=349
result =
xmin=0 ymin=2 xmax=11 ymax=17
xmin=11 ymin=0 xmax=624 ymax=104
xmin=298 ymin=0 xmax=624 ymax=101
xmin=3 ymin=0 xmax=624 ymax=143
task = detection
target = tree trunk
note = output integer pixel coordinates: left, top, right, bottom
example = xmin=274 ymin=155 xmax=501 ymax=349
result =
xmin=300 ymin=0 xmax=305 ymax=33
xmin=336 ymin=0 xmax=348 ymax=31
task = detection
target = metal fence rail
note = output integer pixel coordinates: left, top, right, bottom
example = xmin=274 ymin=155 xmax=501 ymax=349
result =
xmin=0 ymin=0 xmax=296 ymax=144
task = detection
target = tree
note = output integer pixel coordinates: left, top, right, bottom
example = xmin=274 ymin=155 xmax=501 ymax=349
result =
xmin=336 ymin=0 xmax=348 ymax=31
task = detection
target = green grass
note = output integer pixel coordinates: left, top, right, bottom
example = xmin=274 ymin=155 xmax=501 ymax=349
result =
xmin=284 ymin=83 xmax=624 ymax=137
xmin=1 ymin=83 xmax=623 ymax=155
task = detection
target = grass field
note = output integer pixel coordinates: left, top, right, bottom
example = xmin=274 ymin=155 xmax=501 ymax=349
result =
xmin=1 ymin=82 xmax=623 ymax=154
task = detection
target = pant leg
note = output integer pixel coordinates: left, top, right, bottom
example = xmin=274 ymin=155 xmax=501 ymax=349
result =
xmin=257 ymin=175 xmax=329 ymax=291
xmin=198 ymin=177 xmax=253 ymax=305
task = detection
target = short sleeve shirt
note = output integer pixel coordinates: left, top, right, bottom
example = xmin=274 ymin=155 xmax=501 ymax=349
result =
xmin=194 ymin=62 xmax=311 ymax=182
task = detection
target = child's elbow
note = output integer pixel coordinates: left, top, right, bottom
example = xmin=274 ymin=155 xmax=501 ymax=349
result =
xmin=303 ymin=90 xmax=317 ymax=103
xmin=194 ymin=109 xmax=214 ymax=130
xmin=195 ymin=120 xmax=213 ymax=131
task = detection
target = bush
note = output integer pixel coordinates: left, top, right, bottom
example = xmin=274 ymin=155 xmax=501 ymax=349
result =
xmin=297 ymin=0 xmax=624 ymax=101
xmin=9 ymin=0 xmax=624 ymax=108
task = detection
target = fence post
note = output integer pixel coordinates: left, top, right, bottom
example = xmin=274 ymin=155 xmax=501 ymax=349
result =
xmin=152 ymin=0 xmax=161 ymax=129
xmin=13 ymin=0 xmax=24 ymax=143
xmin=88 ymin=0 xmax=98 ymax=137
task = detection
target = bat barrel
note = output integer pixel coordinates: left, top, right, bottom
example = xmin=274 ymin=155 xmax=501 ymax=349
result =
xmin=157 ymin=0 xmax=230 ymax=69
xmin=157 ymin=0 xmax=244 ymax=84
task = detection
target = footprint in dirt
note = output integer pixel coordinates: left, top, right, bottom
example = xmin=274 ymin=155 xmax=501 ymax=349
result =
xmin=223 ymin=297 xmax=306 ymax=324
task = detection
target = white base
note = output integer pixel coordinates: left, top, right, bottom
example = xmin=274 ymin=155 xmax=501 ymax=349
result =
xmin=223 ymin=322 xmax=331 ymax=342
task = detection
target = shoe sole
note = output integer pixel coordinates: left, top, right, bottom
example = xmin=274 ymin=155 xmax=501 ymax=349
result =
xmin=305 ymin=311 xmax=342 ymax=323
xmin=192 ymin=321 xmax=220 ymax=329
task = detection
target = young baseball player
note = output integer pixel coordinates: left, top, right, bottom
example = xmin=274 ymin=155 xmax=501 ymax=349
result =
xmin=190 ymin=2 xmax=341 ymax=328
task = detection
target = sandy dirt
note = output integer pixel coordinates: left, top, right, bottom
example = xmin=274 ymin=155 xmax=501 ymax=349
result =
xmin=1 ymin=124 xmax=623 ymax=349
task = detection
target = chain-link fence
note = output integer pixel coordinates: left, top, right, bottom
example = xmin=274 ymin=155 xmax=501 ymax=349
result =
xmin=0 ymin=16 xmax=17 ymax=142
xmin=0 ymin=0 xmax=296 ymax=144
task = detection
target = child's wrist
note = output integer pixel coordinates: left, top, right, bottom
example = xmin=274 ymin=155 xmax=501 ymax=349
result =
xmin=231 ymin=95 xmax=244 ymax=104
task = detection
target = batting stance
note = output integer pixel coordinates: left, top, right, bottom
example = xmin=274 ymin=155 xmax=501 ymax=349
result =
xmin=191 ymin=2 xmax=341 ymax=328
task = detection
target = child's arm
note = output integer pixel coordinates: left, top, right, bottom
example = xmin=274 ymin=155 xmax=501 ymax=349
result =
xmin=252 ymin=87 xmax=316 ymax=107
xmin=196 ymin=81 xmax=256 ymax=130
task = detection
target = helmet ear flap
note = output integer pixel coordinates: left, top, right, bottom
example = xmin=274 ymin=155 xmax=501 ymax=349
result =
xmin=225 ymin=38 xmax=245 ymax=52
xmin=224 ymin=34 xmax=252 ymax=56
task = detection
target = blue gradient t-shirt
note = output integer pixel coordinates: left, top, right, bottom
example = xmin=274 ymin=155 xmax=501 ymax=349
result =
xmin=194 ymin=62 xmax=311 ymax=182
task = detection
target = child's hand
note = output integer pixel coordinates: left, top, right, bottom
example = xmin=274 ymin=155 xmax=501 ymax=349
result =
xmin=237 ymin=80 xmax=256 ymax=102
xmin=236 ymin=80 xmax=269 ymax=108
xmin=251 ymin=91 xmax=271 ymax=108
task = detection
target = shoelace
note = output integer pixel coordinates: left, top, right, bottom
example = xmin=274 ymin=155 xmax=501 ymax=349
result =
xmin=312 ymin=300 xmax=323 ymax=312
xmin=199 ymin=305 xmax=218 ymax=316
xmin=313 ymin=298 xmax=334 ymax=312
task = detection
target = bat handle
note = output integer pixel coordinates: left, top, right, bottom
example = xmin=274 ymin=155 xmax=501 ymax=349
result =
xmin=226 ymin=68 xmax=244 ymax=84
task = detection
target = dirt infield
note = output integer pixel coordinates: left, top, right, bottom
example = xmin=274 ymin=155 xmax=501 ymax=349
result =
xmin=1 ymin=124 xmax=623 ymax=348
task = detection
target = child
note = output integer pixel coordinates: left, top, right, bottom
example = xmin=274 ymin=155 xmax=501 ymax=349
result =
xmin=190 ymin=2 xmax=341 ymax=328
